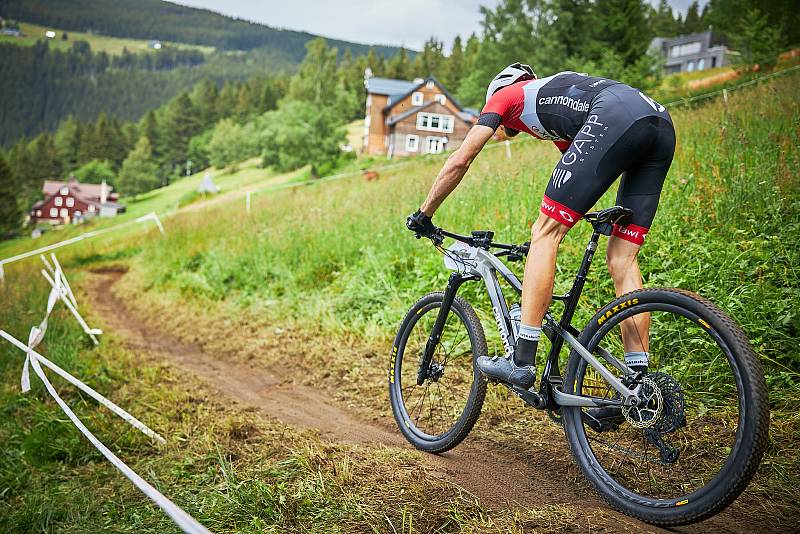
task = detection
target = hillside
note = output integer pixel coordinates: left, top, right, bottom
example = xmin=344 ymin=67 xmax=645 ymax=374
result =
xmin=0 ymin=0 xmax=401 ymax=58
xmin=1 ymin=68 xmax=798 ymax=531
xmin=0 ymin=21 xmax=215 ymax=55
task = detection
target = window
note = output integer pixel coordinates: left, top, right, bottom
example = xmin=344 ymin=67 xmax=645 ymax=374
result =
xmin=671 ymin=41 xmax=702 ymax=58
xmin=435 ymin=94 xmax=446 ymax=105
xmin=88 ymin=204 xmax=95 ymax=212
xmin=405 ymin=134 xmax=419 ymax=152
xmin=36 ymin=210 xmax=42 ymax=217
xmin=50 ymin=208 xmax=57 ymax=217
xmin=426 ymin=136 xmax=446 ymax=154
xmin=697 ymin=58 xmax=705 ymax=70
xmin=416 ymin=112 xmax=454 ymax=133
xmin=711 ymin=56 xmax=717 ymax=68
xmin=60 ymin=187 xmax=68 ymax=195
xmin=74 ymin=211 xmax=82 ymax=217
xmin=687 ymin=60 xmax=695 ymax=72
xmin=411 ymin=91 xmax=424 ymax=106
xmin=60 ymin=208 xmax=68 ymax=218
xmin=426 ymin=80 xmax=435 ymax=89
xmin=66 ymin=197 xmax=74 ymax=207
xmin=54 ymin=196 xmax=63 ymax=206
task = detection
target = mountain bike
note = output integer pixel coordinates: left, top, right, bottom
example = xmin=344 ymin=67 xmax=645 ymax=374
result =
xmin=388 ymin=206 xmax=769 ymax=526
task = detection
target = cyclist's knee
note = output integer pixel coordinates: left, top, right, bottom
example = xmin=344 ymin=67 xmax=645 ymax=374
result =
xmin=531 ymin=213 xmax=570 ymax=245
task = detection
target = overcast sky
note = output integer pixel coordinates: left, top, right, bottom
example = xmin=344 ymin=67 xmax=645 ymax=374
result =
xmin=171 ymin=0 xmax=707 ymax=52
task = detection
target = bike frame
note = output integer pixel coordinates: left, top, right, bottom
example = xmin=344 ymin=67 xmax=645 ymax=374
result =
xmin=422 ymin=227 xmax=641 ymax=409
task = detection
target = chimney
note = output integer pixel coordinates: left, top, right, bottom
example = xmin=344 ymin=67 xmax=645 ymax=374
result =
xmin=100 ymin=180 xmax=108 ymax=204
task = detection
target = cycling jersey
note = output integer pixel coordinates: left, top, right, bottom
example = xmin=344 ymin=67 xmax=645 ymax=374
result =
xmin=477 ymin=72 xmax=675 ymax=245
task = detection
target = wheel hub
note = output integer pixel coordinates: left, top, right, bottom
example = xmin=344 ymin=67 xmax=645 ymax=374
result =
xmin=623 ymin=377 xmax=663 ymax=428
xmin=427 ymin=361 xmax=445 ymax=382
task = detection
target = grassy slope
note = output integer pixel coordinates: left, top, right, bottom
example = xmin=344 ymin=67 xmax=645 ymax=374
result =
xmin=1 ymin=72 xmax=799 ymax=530
xmin=0 ymin=22 xmax=214 ymax=55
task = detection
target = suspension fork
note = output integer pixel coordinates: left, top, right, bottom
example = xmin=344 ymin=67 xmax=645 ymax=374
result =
xmin=417 ymin=272 xmax=470 ymax=385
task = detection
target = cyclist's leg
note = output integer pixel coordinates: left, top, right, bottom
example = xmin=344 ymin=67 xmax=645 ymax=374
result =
xmin=607 ymin=116 xmax=676 ymax=354
xmin=523 ymin=103 xmax=650 ymax=328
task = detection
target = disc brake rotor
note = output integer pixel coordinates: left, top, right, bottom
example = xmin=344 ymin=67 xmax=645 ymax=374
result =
xmin=623 ymin=376 xmax=663 ymax=428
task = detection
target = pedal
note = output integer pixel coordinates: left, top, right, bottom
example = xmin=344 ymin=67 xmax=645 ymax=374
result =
xmin=509 ymin=385 xmax=546 ymax=409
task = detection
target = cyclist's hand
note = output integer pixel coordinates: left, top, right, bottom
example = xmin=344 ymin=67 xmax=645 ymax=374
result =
xmin=406 ymin=209 xmax=437 ymax=238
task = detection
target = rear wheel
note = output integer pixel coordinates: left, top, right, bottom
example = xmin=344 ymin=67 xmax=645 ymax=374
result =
xmin=389 ymin=292 xmax=487 ymax=453
xmin=562 ymin=288 xmax=769 ymax=526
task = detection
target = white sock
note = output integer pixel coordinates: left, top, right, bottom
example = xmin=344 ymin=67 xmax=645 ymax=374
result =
xmin=518 ymin=323 xmax=541 ymax=341
xmin=624 ymin=351 xmax=649 ymax=368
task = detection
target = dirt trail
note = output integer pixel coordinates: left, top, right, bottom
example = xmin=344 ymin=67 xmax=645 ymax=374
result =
xmin=86 ymin=271 xmax=767 ymax=533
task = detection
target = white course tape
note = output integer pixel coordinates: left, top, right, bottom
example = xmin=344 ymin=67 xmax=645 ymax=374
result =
xmin=0 ymin=211 xmax=165 ymax=282
xmin=43 ymin=254 xmax=78 ymax=309
xmin=40 ymin=267 xmax=102 ymax=345
xmin=3 ymin=331 xmax=165 ymax=443
xmin=0 ymin=331 xmax=210 ymax=534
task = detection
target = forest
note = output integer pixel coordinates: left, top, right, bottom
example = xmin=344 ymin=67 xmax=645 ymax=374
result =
xmin=0 ymin=0 xmax=796 ymax=238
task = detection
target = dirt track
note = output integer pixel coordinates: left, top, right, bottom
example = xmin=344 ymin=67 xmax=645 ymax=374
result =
xmin=86 ymin=271 xmax=773 ymax=534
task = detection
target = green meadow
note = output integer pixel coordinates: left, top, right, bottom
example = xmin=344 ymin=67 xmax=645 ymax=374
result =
xmin=0 ymin=69 xmax=798 ymax=531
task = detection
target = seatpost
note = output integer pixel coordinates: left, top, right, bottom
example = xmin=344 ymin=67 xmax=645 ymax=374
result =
xmin=560 ymin=231 xmax=601 ymax=329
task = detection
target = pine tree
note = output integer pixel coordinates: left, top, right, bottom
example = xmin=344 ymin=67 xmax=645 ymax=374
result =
xmin=286 ymin=38 xmax=341 ymax=107
xmin=31 ymin=134 xmax=62 ymax=182
xmin=117 ymin=136 xmax=160 ymax=196
xmin=54 ymin=116 xmax=81 ymax=172
xmin=413 ymin=37 xmax=445 ymax=78
xmin=444 ymin=36 xmax=464 ymax=90
xmin=0 ymin=155 xmax=22 ymax=237
xmin=649 ymin=0 xmax=680 ymax=37
xmin=192 ymin=79 xmax=220 ymax=128
xmin=386 ymin=47 xmax=411 ymax=80
xmin=161 ymin=92 xmax=202 ymax=180
xmin=682 ymin=1 xmax=705 ymax=34
xmin=591 ymin=0 xmax=653 ymax=66
xmin=140 ymin=110 xmax=162 ymax=165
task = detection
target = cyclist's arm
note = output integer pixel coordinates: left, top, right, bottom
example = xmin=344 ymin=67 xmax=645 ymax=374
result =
xmin=420 ymin=125 xmax=495 ymax=215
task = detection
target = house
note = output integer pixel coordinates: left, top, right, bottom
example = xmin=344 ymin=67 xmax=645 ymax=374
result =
xmin=29 ymin=177 xmax=125 ymax=224
xmin=650 ymin=31 xmax=729 ymax=75
xmin=363 ymin=73 xmax=479 ymax=157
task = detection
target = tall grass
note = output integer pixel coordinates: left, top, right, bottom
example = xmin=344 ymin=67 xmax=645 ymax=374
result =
xmin=121 ymin=72 xmax=799 ymax=397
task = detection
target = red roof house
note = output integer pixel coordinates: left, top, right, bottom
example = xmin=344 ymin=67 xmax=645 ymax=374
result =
xmin=29 ymin=178 xmax=124 ymax=224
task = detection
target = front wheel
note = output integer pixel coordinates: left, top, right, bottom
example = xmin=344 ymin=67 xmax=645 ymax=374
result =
xmin=562 ymin=288 xmax=769 ymax=526
xmin=389 ymin=292 xmax=487 ymax=453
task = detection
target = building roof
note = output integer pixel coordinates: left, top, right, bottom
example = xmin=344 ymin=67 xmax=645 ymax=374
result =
xmin=382 ymin=76 xmax=471 ymax=115
xmin=42 ymin=178 xmax=113 ymax=200
xmin=365 ymin=77 xmax=418 ymax=96
xmin=386 ymin=101 xmax=437 ymax=126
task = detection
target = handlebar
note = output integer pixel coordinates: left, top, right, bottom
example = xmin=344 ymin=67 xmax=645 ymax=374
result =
xmin=419 ymin=226 xmax=529 ymax=258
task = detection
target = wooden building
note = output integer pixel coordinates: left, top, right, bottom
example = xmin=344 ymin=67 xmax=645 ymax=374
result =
xmin=29 ymin=178 xmax=124 ymax=224
xmin=363 ymin=75 xmax=479 ymax=157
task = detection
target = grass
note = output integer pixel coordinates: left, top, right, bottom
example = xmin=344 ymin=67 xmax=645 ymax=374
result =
xmin=0 ymin=158 xmax=288 ymax=266
xmin=1 ymin=68 xmax=799 ymax=530
xmin=0 ymin=21 xmax=215 ymax=55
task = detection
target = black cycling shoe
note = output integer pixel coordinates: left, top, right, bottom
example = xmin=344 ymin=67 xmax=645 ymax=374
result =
xmin=476 ymin=355 xmax=536 ymax=389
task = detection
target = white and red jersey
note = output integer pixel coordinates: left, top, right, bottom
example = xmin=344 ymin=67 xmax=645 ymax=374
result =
xmin=478 ymin=71 xmax=622 ymax=152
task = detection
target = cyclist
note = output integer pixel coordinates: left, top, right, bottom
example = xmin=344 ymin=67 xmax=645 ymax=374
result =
xmin=406 ymin=63 xmax=675 ymax=418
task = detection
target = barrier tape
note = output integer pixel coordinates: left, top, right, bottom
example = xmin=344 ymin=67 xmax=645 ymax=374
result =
xmin=664 ymin=63 xmax=800 ymax=107
xmin=1 ymin=332 xmax=209 ymax=534
xmin=0 ymin=211 xmax=165 ymax=282
xmin=40 ymin=262 xmax=101 ymax=345
xmin=0 ymin=258 xmax=211 ymax=533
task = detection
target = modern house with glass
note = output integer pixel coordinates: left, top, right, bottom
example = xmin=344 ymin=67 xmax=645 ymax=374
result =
xmin=650 ymin=31 xmax=729 ymax=74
